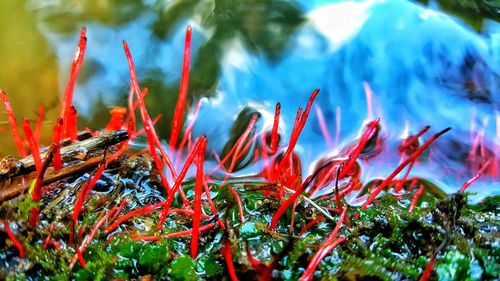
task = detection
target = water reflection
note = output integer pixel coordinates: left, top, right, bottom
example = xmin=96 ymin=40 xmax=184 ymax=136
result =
xmin=0 ymin=0 xmax=498 ymax=199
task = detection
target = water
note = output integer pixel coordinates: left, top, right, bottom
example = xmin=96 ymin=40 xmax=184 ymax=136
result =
xmin=0 ymin=0 xmax=498 ymax=201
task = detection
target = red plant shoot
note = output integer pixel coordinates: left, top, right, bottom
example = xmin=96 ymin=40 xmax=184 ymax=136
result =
xmin=68 ymin=106 xmax=78 ymax=142
xmin=105 ymin=106 xmax=127 ymax=131
xmin=170 ymin=26 xmax=192 ymax=149
xmin=2 ymin=221 xmax=26 ymax=258
xmin=23 ymin=119 xmax=42 ymax=173
xmin=459 ymin=173 xmax=481 ymax=193
xmin=0 ymin=90 xmax=26 ymax=157
xmin=362 ymin=127 xmax=451 ymax=209
xmin=122 ymin=41 xmax=177 ymax=189
xmin=221 ymin=239 xmax=239 ymax=281
xmin=299 ymin=216 xmax=325 ymax=236
xmin=51 ymin=118 xmax=64 ymax=171
xmin=409 ymin=185 xmax=425 ymax=213
xmin=299 ymin=237 xmax=345 ymax=281
xmin=61 ymin=27 xmax=87 ymax=138
xmin=158 ymin=136 xmax=206 ymax=228
xmin=73 ymin=164 xmax=107 ymax=227
xmin=132 ymin=223 xmax=216 ymax=242
xmin=270 ymin=102 xmax=281 ymax=154
xmin=105 ymin=201 xmax=164 ymax=234
xmin=191 ymin=135 xmax=207 ymax=258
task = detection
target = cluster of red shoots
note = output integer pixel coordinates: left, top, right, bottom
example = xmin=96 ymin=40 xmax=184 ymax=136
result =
xmin=0 ymin=26 xmax=488 ymax=281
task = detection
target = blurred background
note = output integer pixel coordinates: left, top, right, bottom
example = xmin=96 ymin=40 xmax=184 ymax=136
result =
xmin=0 ymin=0 xmax=498 ymax=200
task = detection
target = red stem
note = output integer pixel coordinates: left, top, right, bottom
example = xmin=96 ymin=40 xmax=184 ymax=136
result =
xmin=191 ymin=135 xmax=207 ymax=258
xmin=299 ymin=216 xmax=325 ymax=236
xmin=0 ymin=90 xmax=26 ymax=157
xmin=2 ymin=221 xmax=26 ymax=258
xmin=105 ymin=201 xmax=164 ymax=234
xmin=361 ymin=128 xmax=451 ymax=209
xmin=158 ymin=136 xmax=206 ymax=228
xmin=299 ymin=237 xmax=345 ymax=281
xmin=132 ymin=222 xmax=216 ymax=242
xmin=170 ymin=26 xmax=192 ymax=149
xmin=228 ymin=186 xmax=245 ymax=223
xmin=459 ymin=173 xmax=481 ymax=193
xmin=409 ymin=185 xmax=425 ymax=213
xmin=270 ymin=103 xmax=281 ymax=154
xmin=73 ymin=164 xmax=107 ymax=226
xmin=221 ymin=239 xmax=239 ymax=281
xmin=51 ymin=118 xmax=64 ymax=171
xmin=61 ymin=27 xmax=87 ymax=138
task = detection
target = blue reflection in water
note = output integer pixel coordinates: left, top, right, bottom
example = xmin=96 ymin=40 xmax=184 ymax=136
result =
xmin=37 ymin=0 xmax=499 ymax=199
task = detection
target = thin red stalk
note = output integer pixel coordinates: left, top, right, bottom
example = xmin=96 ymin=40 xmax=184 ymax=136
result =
xmin=215 ymin=113 xmax=259 ymax=179
xmin=326 ymin=206 xmax=348 ymax=241
xmin=289 ymin=200 xmax=298 ymax=233
xmin=24 ymin=119 xmax=45 ymax=226
xmin=299 ymin=216 xmax=325 ymax=236
xmin=61 ymin=27 xmax=87 ymax=138
xmin=228 ymin=186 xmax=245 ymax=223
xmin=2 ymin=221 xmax=25 ymax=258
xmin=23 ymin=119 xmax=42 ymax=173
xmin=170 ymin=208 xmax=210 ymax=219
xmin=35 ymin=104 xmax=45 ymax=143
xmin=67 ymin=106 xmax=78 ymax=142
xmin=74 ymin=245 xmax=86 ymax=268
xmin=70 ymin=207 xmax=117 ymax=268
xmin=270 ymin=103 xmax=281 ymax=154
xmin=232 ymin=126 xmax=261 ymax=163
xmin=419 ymin=255 xmax=436 ymax=281
xmin=0 ymin=90 xmax=26 ymax=157
xmin=270 ymin=183 xmax=306 ymax=230
xmin=399 ymin=126 xmax=430 ymax=153
xmin=29 ymin=145 xmax=54 ymax=227
xmin=122 ymin=41 xmax=177 ymax=182
xmin=131 ymin=114 xmax=162 ymax=139
xmin=299 ymin=237 xmax=345 ymax=281
xmin=73 ymin=164 xmax=107 ymax=226
xmin=131 ymin=223 xmax=216 ymax=242
xmin=127 ymin=84 xmax=136 ymax=133
xmin=246 ymin=245 xmax=264 ymax=268
xmin=203 ymin=181 xmax=226 ymax=229
xmin=125 ymin=87 xmax=148 ymax=134
xmin=459 ymin=173 xmax=481 ymax=193
xmin=221 ymin=239 xmax=239 ymax=281
xmin=175 ymin=99 xmax=202 ymax=166
xmin=105 ymin=202 xmax=164 ymax=234
xmin=110 ymin=199 xmax=127 ymax=223
xmin=191 ymin=135 xmax=207 ymax=258
xmin=157 ymin=136 xmax=206 ymax=229
xmin=51 ymin=118 xmax=64 ymax=171
xmin=170 ymin=26 xmax=192 ymax=149
xmin=362 ymin=128 xmax=451 ymax=209
xmin=395 ymin=161 xmax=415 ymax=193
xmin=338 ymin=119 xmax=379 ymax=179
xmin=278 ymin=90 xmax=319 ymax=178
xmin=409 ymin=185 xmax=425 ymax=213
xmin=334 ymin=167 xmax=343 ymax=211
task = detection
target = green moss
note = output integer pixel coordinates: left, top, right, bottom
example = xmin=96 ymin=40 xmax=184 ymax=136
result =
xmin=171 ymin=255 xmax=198 ymax=281
xmin=139 ymin=242 xmax=171 ymax=271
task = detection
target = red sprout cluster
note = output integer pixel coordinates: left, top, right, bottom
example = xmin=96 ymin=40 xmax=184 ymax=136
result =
xmin=0 ymin=24 xmax=488 ymax=281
